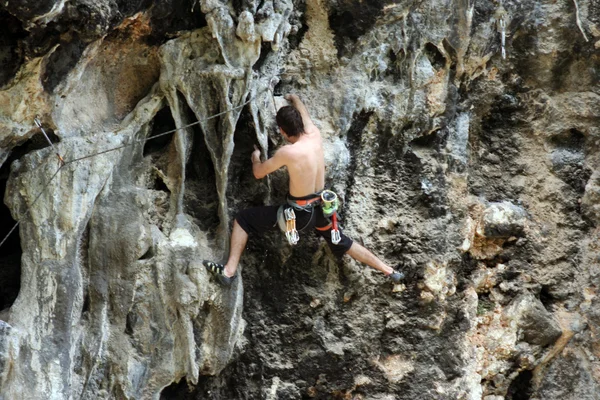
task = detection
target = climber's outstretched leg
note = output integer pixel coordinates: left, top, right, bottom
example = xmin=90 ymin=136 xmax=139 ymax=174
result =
xmin=346 ymin=242 xmax=404 ymax=282
xmin=204 ymin=206 xmax=282 ymax=285
xmin=203 ymin=220 xmax=247 ymax=285
xmin=223 ymin=220 xmax=247 ymax=277
xmin=314 ymin=211 xmax=405 ymax=283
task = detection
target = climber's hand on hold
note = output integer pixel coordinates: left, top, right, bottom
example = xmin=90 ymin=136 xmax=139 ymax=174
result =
xmin=251 ymin=145 xmax=261 ymax=165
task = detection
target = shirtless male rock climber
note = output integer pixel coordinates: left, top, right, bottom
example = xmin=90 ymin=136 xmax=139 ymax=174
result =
xmin=204 ymin=94 xmax=404 ymax=285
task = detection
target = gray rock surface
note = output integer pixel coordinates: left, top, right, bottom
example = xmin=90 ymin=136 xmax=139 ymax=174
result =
xmin=0 ymin=0 xmax=599 ymax=399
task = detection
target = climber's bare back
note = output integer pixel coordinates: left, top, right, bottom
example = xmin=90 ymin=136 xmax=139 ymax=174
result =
xmin=280 ymin=125 xmax=325 ymax=197
xmin=252 ymin=95 xmax=325 ymax=197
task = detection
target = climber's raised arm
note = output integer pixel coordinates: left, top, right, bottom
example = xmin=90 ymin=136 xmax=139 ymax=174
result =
xmin=284 ymin=94 xmax=317 ymax=133
xmin=251 ymin=145 xmax=288 ymax=179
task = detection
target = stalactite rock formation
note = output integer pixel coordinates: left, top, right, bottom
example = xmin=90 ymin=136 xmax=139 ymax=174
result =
xmin=0 ymin=0 xmax=600 ymax=399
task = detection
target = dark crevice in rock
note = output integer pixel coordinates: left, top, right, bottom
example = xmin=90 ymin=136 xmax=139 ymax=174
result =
xmin=506 ymin=369 xmax=533 ymax=400
xmin=468 ymin=92 xmax=525 ymax=201
xmin=550 ymin=50 xmax=576 ymax=91
xmin=227 ymin=105 xmax=270 ymax=209
xmin=254 ymin=0 xmax=273 ymax=24
xmin=410 ymin=129 xmax=444 ymax=150
xmin=442 ymin=38 xmax=457 ymax=68
xmin=81 ymin=290 xmax=90 ymax=317
xmin=79 ymin=223 xmax=91 ymax=321
xmin=0 ymin=10 xmax=27 ymax=88
xmin=549 ymin=128 xmax=586 ymax=150
xmin=22 ymin=22 xmax=64 ymax=58
xmin=2 ymin=0 xmax=55 ymax=20
xmin=42 ymin=32 xmax=87 ymax=93
xmin=471 ymin=1 xmax=495 ymax=34
xmin=287 ymin=0 xmax=307 ymax=51
xmin=272 ymin=78 xmax=284 ymax=97
xmin=183 ymin=103 xmax=219 ymax=236
xmin=1 ymin=130 xmax=61 ymax=175
xmin=153 ymin=175 xmax=170 ymax=193
xmin=159 ymin=377 xmax=194 ymax=399
xmin=3 ymin=0 xmax=196 ymax=83
xmin=124 ymin=311 xmax=135 ymax=336
xmin=484 ymin=93 xmax=524 ymax=130
xmin=343 ymin=111 xmax=374 ymax=205
xmin=539 ymin=284 xmax=555 ymax=309
xmin=424 ymin=42 xmax=445 ymax=71
xmin=148 ymin=0 xmax=207 ymax=45
xmin=255 ymin=109 xmax=266 ymax=136
xmin=409 ymin=131 xmax=450 ymax=218
xmin=376 ymin=123 xmax=409 ymax=174
xmin=0 ymin=175 xmax=21 ymax=312
xmin=386 ymin=47 xmax=411 ymax=84
xmin=457 ymin=253 xmax=480 ymax=291
xmin=253 ymin=42 xmax=272 ymax=71
xmin=116 ymin=0 xmax=153 ymax=18
xmin=267 ymin=131 xmax=279 ymax=158
xmin=138 ymin=247 xmax=153 ymax=260
xmin=549 ymin=129 xmax=590 ymax=195
xmin=228 ymin=81 xmax=236 ymax=104
xmin=231 ymin=0 xmax=244 ymax=15
xmin=144 ymin=107 xmax=176 ymax=157
xmin=190 ymin=305 xmax=209 ymax=369
xmin=328 ymin=0 xmax=393 ymax=58
xmin=194 ymin=349 xmax=265 ymax=398
xmin=443 ymin=83 xmax=459 ymax=124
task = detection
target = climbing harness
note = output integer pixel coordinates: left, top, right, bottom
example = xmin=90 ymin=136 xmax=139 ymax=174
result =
xmin=277 ymin=192 xmax=321 ymax=245
xmin=0 ymin=87 xmax=269 ymax=251
xmin=286 ymin=192 xmax=322 ymax=210
xmin=277 ymin=190 xmax=343 ymax=246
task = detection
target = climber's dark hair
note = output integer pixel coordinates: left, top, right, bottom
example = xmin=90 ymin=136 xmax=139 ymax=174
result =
xmin=276 ymin=106 xmax=305 ymax=137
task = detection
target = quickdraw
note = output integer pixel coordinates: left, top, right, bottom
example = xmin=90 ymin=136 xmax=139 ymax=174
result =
xmin=321 ymin=190 xmax=341 ymax=245
xmin=331 ymin=212 xmax=341 ymax=245
xmin=284 ymin=207 xmax=299 ymax=245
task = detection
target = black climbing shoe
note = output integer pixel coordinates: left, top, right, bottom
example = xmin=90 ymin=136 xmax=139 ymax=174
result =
xmin=203 ymin=260 xmax=236 ymax=286
xmin=388 ymin=270 xmax=405 ymax=283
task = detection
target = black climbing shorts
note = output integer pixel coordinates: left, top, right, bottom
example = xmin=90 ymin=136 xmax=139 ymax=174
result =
xmin=235 ymin=205 xmax=353 ymax=258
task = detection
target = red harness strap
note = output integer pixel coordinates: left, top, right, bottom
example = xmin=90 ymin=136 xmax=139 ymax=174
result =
xmin=316 ymin=223 xmax=333 ymax=231
xmin=290 ymin=196 xmax=321 ymax=207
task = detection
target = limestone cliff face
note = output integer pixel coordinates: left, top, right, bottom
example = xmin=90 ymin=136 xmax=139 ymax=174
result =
xmin=0 ymin=1 xmax=599 ymax=399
